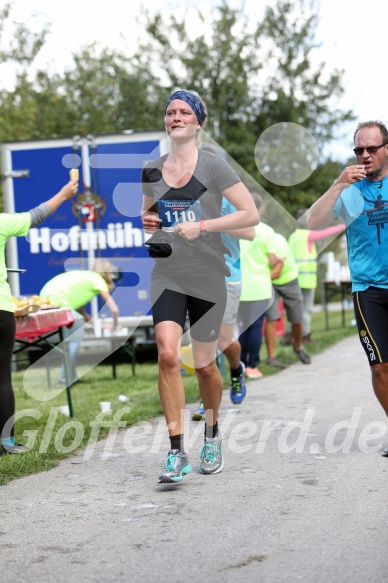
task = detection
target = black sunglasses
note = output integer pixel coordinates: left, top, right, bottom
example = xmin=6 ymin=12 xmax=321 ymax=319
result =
xmin=353 ymin=143 xmax=387 ymax=156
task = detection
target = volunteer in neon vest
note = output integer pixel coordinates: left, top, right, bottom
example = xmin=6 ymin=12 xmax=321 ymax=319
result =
xmin=282 ymin=209 xmax=345 ymax=344
xmin=265 ymin=232 xmax=311 ymax=365
xmin=40 ymin=258 xmax=120 ymax=386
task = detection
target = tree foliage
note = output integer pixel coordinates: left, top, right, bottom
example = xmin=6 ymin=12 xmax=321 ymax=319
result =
xmin=0 ymin=2 xmax=52 ymax=140
xmin=137 ymin=0 xmax=354 ymax=215
xmin=60 ymin=45 xmax=164 ymax=135
xmin=137 ymin=3 xmax=262 ymax=157
xmin=0 ymin=0 xmax=355 ymax=215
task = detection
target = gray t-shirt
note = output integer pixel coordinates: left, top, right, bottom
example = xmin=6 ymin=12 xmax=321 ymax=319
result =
xmin=142 ymin=148 xmax=240 ymax=268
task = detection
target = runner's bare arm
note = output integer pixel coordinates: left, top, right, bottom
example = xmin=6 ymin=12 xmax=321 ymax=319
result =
xmin=306 ymin=165 xmax=366 ymax=229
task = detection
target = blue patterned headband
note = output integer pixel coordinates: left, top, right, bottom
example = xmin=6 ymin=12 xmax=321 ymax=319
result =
xmin=165 ymin=90 xmax=205 ymax=125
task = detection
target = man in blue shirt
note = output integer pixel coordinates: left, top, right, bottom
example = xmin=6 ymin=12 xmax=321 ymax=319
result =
xmin=307 ymin=120 xmax=388 ymax=457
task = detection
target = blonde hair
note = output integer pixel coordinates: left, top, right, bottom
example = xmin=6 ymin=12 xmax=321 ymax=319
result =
xmin=92 ymin=258 xmax=114 ymax=290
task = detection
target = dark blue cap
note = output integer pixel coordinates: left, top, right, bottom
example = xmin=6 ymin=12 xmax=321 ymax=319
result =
xmin=165 ymin=90 xmax=205 ymax=125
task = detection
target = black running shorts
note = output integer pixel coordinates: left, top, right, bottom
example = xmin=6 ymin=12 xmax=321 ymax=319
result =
xmin=150 ymin=266 xmax=227 ymax=342
xmin=353 ymin=286 xmax=388 ymax=365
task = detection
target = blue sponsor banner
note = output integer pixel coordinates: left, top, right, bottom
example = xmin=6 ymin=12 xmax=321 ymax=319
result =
xmin=8 ymin=135 xmax=163 ymax=316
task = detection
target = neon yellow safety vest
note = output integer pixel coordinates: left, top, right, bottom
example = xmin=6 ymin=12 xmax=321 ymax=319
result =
xmin=288 ymin=228 xmax=317 ymax=289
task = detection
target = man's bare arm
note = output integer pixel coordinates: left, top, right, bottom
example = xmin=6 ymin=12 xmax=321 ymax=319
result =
xmin=306 ymin=164 xmax=366 ymax=229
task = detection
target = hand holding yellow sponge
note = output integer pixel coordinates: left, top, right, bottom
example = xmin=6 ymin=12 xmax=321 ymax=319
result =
xmin=69 ymin=168 xmax=79 ymax=181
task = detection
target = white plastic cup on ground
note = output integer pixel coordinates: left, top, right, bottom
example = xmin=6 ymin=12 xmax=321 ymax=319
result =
xmin=118 ymin=395 xmax=129 ymax=402
xmin=100 ymin=401 xmax=112 ymax=413
xmin=59 ymin=405 xmax=70 ymax=416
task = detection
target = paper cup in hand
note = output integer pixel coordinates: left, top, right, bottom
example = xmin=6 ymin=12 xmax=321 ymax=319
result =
xmin=69 ymin=168 xmax=79 ymax=181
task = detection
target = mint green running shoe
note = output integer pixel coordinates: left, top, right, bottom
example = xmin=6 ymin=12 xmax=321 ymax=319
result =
xmin=158 ymin=449 xmax=192 ymax=483
xmin=199 ymin=432 xmax=224 ymax=475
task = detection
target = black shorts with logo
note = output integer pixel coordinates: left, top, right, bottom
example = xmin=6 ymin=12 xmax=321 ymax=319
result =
xmin=353 ymin=286 xmax=388 ymax=365
xmin=150 ymin=263 xmax=227 ymax=343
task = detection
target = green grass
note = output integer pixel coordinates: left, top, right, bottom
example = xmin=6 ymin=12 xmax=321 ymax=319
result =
xmin=0 ymin=307 xmax=358 ymax=486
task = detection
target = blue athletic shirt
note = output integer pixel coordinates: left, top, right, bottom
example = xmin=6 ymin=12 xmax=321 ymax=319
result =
xmin=333 ymin=176 xmax=388 ymax=292
xmin=221 ymin=198 xmax=241 ymax=283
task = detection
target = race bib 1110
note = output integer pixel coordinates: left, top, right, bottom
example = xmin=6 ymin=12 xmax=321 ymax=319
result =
xmin=157 ymin=199 xmax=202 ymax=232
